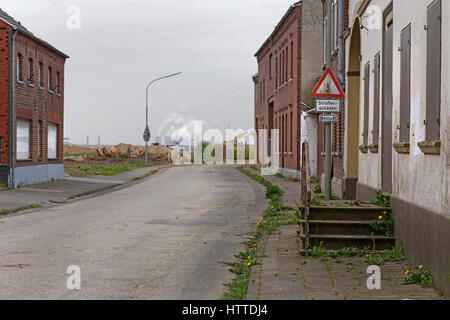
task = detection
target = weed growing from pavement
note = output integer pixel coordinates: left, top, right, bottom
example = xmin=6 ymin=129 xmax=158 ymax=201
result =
xmin=405 ymin=265 xmax=433 ymax=287
xmin=304 ymin=241 xmax=406 ymax=266
xmin=370 ymin=209 xmax=394 ymax=237
xmin=221 ymin=167 xmax=298 ymax=300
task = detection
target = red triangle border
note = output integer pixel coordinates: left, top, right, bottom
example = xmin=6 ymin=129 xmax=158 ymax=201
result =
xmin=311 ymin=67 xmax=345 ymax=98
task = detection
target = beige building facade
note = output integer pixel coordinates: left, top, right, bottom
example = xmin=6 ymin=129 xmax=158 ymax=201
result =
xmin=345 ymin=0 xmax=449 ymax=296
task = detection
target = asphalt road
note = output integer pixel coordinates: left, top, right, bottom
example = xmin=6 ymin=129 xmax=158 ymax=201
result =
xmin=0 ymin=165 xmax=267 ymax=299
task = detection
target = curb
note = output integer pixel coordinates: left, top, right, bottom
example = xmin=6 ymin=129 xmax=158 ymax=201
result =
xmin=0 ymin=167 xmax=168 ymax=217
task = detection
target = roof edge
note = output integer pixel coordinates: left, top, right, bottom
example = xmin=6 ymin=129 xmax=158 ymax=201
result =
xmin=0 ymin=16 xmax=69 ymax=59
xmin=254 ymin=1 xmax=301 ymax=57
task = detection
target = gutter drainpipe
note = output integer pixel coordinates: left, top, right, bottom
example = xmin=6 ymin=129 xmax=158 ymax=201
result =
xmin=8 ymin=27 xmax=17 ymax=188
xmin=338 ymin=0 xmax=345 ymax=89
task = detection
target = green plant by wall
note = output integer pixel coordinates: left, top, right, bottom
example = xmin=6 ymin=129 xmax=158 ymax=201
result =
xmin=370 ymin=210 xmax=394 ymax=237
xmin=373 ymin=191 xmax=390 ymax=207
xmin=405 ymin=265 xmax=433 ymax=287
xmin=313 ymin=185 xmax=321 ymax=194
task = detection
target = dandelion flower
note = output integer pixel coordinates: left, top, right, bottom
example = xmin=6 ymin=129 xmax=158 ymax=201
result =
xmin=248 ymin=256 xmax=251 ymax=260
xmin=378 ymin=216 xmax=383 ymax=220
xmin=247 ymin=262 xmax=251 ymax=266
xmin=405 ymin=270 xmax=410 ymax=275
xmin=419 ymin=265 xmax=423 ymax=269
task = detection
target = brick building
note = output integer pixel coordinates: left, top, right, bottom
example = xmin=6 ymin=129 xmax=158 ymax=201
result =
xmin=0 ymin=9 xmax=69 ymax=187
xmin=317 ymin=0 xmax=351 ymax=198
xmin=254 ymin=1 xmax=323 ymax=178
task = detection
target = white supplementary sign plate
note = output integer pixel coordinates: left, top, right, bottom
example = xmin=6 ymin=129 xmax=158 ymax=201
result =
xmin=319 ymin=114 xmax=337 ymax=123
xmin=315 ymin=100 xmax=341 ymax=113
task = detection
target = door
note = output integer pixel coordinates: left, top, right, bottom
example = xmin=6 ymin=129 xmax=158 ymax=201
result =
xmin=382 ymin=11 xmax=393 ymax=193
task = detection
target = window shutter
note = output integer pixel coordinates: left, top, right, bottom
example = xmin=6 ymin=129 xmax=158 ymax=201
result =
xmin=400 ymin=26 xmax=411 ymax=143
xmin=363 ymin=63 xmax=370 ymax=146
xmin=426 ymin=0 xmax=441 ymax=141
xmin=373 ymin=55 xmax=381 ymax=145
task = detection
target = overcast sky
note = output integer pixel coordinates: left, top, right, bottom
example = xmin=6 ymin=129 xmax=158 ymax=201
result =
xmin=1 ymin=0 xmax=296 ymax=146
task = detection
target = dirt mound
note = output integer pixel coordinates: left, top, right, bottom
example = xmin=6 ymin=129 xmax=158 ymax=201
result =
xmin=64 ymin=145 xmax=96 ymax=154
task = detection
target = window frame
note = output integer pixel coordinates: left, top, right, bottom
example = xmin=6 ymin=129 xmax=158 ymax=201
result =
xmin=16 ymin=119 xmax=31 ymax=160
xmin=17 ymin=53 xmax=23 ymax=83
xmin=47 ymin=123 xmax=58 ymax=159
xmin=48 ymin=66 xmax=53 ymax=93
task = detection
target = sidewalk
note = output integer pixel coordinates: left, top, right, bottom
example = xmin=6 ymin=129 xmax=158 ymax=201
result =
xmin=0 ymin=164 xmax=170 ymax=213
xmin=244 ymin=166 xmax=443 ymax=300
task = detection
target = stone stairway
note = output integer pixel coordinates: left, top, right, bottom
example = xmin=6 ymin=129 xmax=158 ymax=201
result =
xmin=298 ymin=202 xmax=395 ymax=251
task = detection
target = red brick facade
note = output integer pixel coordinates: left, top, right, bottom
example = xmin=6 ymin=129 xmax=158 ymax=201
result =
xmin=254 ymin=2 xmax=323 ymax=174
xmin=0 ymin=23 xmax=9 ymax=165
xmin=13 ymin=31 xmax=66 ymax=168
xmin=0 ymin=10 xmax=68 ymax=186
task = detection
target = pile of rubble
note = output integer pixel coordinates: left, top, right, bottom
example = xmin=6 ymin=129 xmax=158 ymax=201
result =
xmin=96 ymin=143 xmax=171 ymax=162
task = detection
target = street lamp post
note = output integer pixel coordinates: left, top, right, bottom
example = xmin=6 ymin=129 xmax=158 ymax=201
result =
xmin=144 ymin=72 xmax=182 ymax=164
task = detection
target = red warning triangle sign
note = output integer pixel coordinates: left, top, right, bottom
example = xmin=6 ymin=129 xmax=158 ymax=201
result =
xmin=311 ymin=67 xmax=345 ymax=98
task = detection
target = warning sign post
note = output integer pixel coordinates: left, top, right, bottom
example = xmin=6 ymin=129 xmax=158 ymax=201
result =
xmin=311 ymin=68 xmax=344 ymax=200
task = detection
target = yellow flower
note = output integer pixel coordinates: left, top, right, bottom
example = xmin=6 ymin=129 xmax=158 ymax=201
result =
xmin=378 ymin=216 xmax=383 ymax=220
xmin=405 ymin=270 xmax=410 ymax=275
xmin=271 ymin=206 xmax=274 ymax=209
xmin=419 ymin=265 xmax=423 ymax=269
xmin=247 ymin=262 xmax=251 ymax=266
xmin=320 ymin=241 xmax=324 ymax=246
xmin=248 ymin=256 xmax=251 ymax=260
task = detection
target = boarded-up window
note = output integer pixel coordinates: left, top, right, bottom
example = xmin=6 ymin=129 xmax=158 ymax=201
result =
xmin=269 ymin=54 xmax=273 ymax=79
xmin=17 ymin=119 xmax=30 ymax=160
xmin=363 ymin=63 xmax=370 ymax=146
xmin=17 ymin=54 xmax=23 ymax=82
xmin=290 ymin=112 xmax=293 ymax=152
xmin=38 ymin=121 xmax=43 ymax=159
xmin=38 ymin=62 xmax=44 ymax=88
xmin=48 ymin=123 xmax=58 ymax=159
xmin=373 ymin=54 xmax=381 ymax=145
xmin=426 ymin=0 xmax=441 ymax=141
xmin=400 ymin=26 xmax=411 ymax=142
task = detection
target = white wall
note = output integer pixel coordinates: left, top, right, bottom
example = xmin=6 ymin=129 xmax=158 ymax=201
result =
xmin=300 ymin=112 xmax=318 ymax=177
xmin=347 ymin=0 xmax=447 ymax=216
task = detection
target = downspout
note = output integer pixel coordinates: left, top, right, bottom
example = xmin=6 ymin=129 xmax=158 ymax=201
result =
xmin=8 ymin=27 xmax=18 ymax=188
xmin=338 ymin=0 xmax=345 ymax=88
xmin=327 ymin=0 xmax=332 ymax=67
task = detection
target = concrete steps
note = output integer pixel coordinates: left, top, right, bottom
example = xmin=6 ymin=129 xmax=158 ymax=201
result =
xmin=299 ymin=203 xmax=394 ymax=251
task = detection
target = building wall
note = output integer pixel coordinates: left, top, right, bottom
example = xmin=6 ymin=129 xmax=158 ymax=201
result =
xmin=0 ymin=26 xmax=67 ymax=187
xmin=0 ymin=21 xmax=10 ymax=168
xmin=348 ymin=0 xmax=449 ymax=297
xmin=255 ymin=4 xmax=302 ymax=174
xmin=255 ymin=1 xmax=323 ymax=176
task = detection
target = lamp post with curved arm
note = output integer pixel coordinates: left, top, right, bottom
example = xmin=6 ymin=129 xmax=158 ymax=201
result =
xmin=144 ymin=72 xmax=182 ymax=164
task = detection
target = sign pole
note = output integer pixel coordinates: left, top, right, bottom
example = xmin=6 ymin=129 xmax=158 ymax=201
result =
xmin=311 ymin=67 xmax=344 ymax=201
xmin=325 ymin=122 xmax=332 ymax=200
